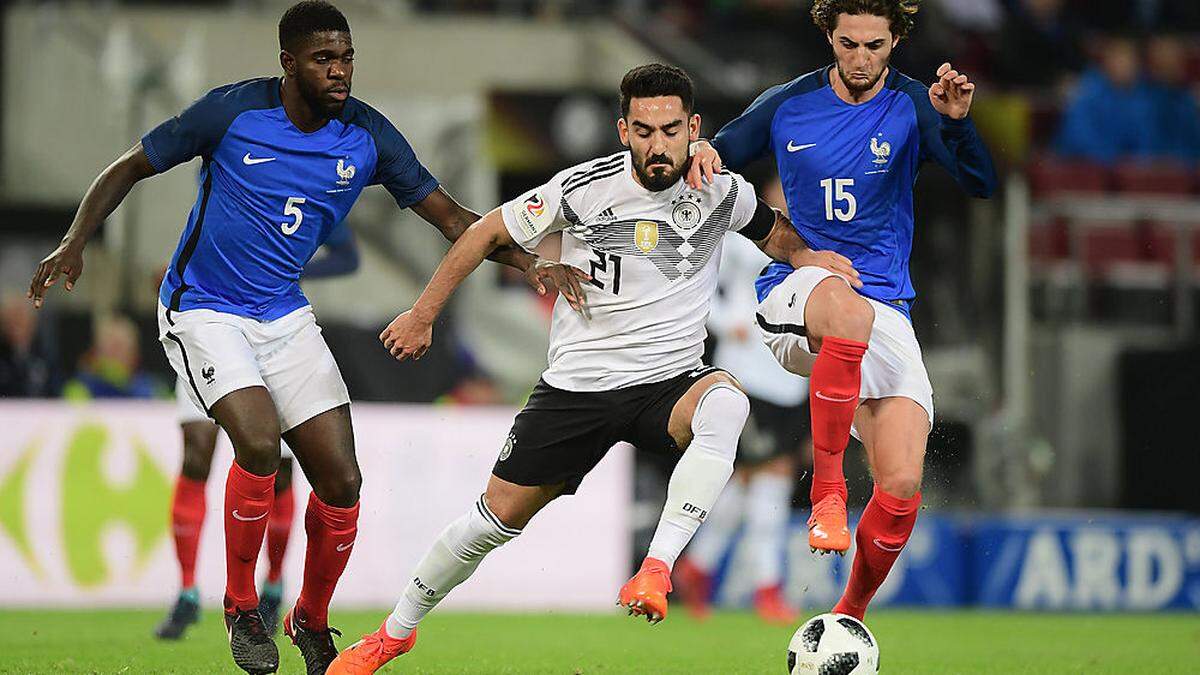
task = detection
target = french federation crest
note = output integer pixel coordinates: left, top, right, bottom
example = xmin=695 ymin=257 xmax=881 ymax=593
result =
xmin=336 ymin=159 xmax=357 ymax=186
xmin=635 ymin=221 xmax=659 ymax=253
xmin=870 ymin=133 xmax=891 ymax=165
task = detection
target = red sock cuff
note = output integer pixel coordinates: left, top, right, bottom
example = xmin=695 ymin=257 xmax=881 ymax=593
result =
xmin=229 ymin=461 xmax=276 ymax=494
xmin=820 ymin=335 xmax=868 ymax=361
xmin=872 ymin=484 xmax=921 ymax=516
xmin=177 ymin=475 xmax=207 ymax=497
xmin=307 ymin=492 xmax=360 ymax=529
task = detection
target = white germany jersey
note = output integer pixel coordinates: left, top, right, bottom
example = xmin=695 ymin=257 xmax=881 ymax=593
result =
xmin=501 ymin=151 xmax=760 ymax=391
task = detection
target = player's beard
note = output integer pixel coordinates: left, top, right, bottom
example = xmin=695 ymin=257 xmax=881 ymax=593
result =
xmin=299 ymin=77 xmax=349 ymax=119
xmin=836 ymin=60 xmax=887 ymax=94
xmin=633 ymin=152 xmax=684 ymax=192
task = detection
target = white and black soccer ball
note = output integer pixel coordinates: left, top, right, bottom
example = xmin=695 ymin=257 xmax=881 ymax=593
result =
xmin=787 ymin=613 xmax=879 ymax=674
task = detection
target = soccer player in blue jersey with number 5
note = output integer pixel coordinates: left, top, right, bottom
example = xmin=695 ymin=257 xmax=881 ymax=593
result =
xmin=687 ymin=0 xmax=996 ymax=621
xmin=27 ymin=3 xmax=583 ymax=673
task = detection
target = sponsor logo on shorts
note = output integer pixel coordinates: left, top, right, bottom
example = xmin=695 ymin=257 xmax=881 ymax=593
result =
xmin=787 ymin=293 xmax=797 ymax=308
xmin=201 ymin=363 xmax=215 ymax=386
xmin=499 ymin=432 xmax=516 ymax=462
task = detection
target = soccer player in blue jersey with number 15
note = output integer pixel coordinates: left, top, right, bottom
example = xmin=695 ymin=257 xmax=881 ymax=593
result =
xmin=27 ymin=2 xmax=584 ymax=674
xmin=688 ymin=0 xmax=996 ymax=621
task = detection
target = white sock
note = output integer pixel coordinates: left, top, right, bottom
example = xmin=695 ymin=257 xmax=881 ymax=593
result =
xmin=744 ymin=471 xmax=793 ymax=588
xmin=385 ymin=495 xmax=520 ymax=638
xmin=683 ymin=476 xmax=746 ymax=573
xmin=647 ymin=384 xmax=749 ymax=570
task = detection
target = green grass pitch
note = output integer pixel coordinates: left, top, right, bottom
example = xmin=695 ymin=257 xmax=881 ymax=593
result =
xmin=0 ymin=609 xmax=1197 ymax=673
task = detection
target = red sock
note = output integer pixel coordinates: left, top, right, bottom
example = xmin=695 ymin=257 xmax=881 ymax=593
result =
xmin=171 ymin=476 xmax=207 ymax=590
xmin=834 ymin=484 xmax=921 ymax=620
xmin=266 ymin=485 xmax=295 ymax=584
xmin=294 ymin=493 xmax=359 ymax=631
xmin=809 ymin=336 xmax=867 ymax=505
xmin=223 ymin=461 xmax=275 ymax=613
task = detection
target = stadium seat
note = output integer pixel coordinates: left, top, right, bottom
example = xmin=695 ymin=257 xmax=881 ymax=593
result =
xmin=1112 ymin=161 xmax=1195 ymax=195
xmin=1026 ymin=155 xmax=1110 ymax=196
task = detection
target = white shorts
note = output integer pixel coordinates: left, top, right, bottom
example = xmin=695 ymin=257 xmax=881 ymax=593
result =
xmin=159 ymin=303 xmax=350 ymax=433
xmin=173 ymin=378 xmax=295 ymax=458
xmin=756 ymin=266 xmax=934 ymax=435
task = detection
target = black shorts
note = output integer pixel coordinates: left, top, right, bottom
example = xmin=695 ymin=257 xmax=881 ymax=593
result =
xmin=736 ymin=395 xmax=808 ymax=466
xmin=492 ymin=366 xmax=726 ymax=494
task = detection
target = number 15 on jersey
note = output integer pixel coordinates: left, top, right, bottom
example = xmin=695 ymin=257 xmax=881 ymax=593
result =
xmin=820 ymin=178 xmax=856 ymax=222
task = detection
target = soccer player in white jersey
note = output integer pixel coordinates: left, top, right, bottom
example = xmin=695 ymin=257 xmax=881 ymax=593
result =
xmin=327 ymin=63 xmax=860 ymax=674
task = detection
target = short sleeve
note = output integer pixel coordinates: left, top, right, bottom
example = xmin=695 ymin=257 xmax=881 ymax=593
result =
xmin=727 ymin=173 xmax=761 ymax=232
xmin=500 ymin=173 xmax=571 ymax=251
xmin=369 ymin=114 xmax=440 ymax=209
xmin=141 ymin=87 xmax=241 ymax=172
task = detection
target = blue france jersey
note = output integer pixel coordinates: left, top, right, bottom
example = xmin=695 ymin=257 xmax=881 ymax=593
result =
xmin=143 ymin=77 xmax=438 ymax=321
xmin=713 ymin=65 xmax=996 ymax=317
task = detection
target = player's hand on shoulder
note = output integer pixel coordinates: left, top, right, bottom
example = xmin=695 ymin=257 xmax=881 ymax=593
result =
xmin=686 ymin=139 xmax=723 ymax=190
xmin=794 ymin=249 xmax=862 ymax=289
xmin=525 ymin=258 xmax=592 ymax=318
xmin=380 ymin=309 xmax=434 ymax=362
xmin=28 ymin=240 xmax=85 ymax=309
xmin=929 ymin=62 xmax=975 ymax=120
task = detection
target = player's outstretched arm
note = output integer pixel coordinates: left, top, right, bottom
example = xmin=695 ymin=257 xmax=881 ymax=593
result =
xmin=28 ymin=143 xmax=157 ymax=308
xmin=411 ymin=187 xmax=589 ymax=310
xmin=916 ymin=63 xmax=997 ymax=198
xmin=381 ymin=208 xmax=534 ymax=362
xmin=751 ymin=205 xmax=862 ymax=288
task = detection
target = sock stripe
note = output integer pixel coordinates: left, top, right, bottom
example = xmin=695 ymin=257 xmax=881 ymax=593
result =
xmin=475 ymin=496 xmax=521 ymax=537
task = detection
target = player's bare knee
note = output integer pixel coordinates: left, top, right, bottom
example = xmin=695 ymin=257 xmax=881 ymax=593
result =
xmin=877 ymin=471 xmax=922 ymax=500
xmin=231 ymin=433 xmax=281 ymax=475
xmin=807 ymin=278 xmax=873 ymax=344
xmin=315 ymin=467 xmax=361 ymax=508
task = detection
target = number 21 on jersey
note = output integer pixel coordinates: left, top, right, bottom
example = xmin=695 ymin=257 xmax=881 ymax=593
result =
xmin=820 ymin=178 xmax=856 ymax=222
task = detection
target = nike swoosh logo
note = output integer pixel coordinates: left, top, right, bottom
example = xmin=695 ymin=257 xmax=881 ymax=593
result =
xmin=242 ymin=153 xmax=277 ymax=165
xmin=787 ymin=293 xmax=797 ymax=308
xmin=231 ymin=509 xmax=268 ymax=522
xmin=873 ymin=538 xmax=905 ymax=552
xmin=786 ymin=141 xmax=817 ymax=152
xmin=336 ymin=542 xmax=354 ymax=552
xmin=814 ymin=390 xmax=858 ymax=403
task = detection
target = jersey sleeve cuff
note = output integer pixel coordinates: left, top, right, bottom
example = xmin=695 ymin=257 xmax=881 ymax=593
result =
xmin=397 ymin=176 xmax=440 ymax=209
xmin=941 ymin=115 xmax=975 ymax=136
xmin=140 ymin=135 xmax=169 ymax=173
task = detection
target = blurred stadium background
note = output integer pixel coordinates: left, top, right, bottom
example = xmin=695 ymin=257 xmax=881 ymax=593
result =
xmin=1 ymin=0 xmax=1198 ymax=672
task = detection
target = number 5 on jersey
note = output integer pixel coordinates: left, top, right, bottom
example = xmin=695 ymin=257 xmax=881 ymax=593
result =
xmin=282 ymin=196 xmax=306 ymax=235
xmin=821 ymin=178 xmax=856 ymax=222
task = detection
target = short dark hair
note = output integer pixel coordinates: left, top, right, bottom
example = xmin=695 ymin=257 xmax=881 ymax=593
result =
xmin=279 ymin=1 xmax=351 ymax=52
xmin=619 ymin=64 xmax=694 ymax=118
xmin=811 ymin=0 xmax=920 ymax=40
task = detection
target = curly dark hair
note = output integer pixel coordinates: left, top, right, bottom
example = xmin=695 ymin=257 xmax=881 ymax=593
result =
xmin=810 ymin=0 xmax=920 ymax=40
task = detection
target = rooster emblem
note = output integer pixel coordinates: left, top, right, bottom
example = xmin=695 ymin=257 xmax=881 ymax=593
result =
xmin=870 ymin=135 xmax=891 ymax=165
xmin=336 ymin=159 xmax=356 ymax=186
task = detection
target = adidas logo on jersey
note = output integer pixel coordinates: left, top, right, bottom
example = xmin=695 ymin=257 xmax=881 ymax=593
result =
xmin=595 ymin=207 xmax=617 ymax=223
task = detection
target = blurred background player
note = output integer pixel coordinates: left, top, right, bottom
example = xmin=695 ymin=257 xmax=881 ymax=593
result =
xmin=327 ymin=63 xmax=856 ymax=674
xmin=155 ymin=226 xmax=360 ymax=641
xmin=26 ymin=2 xmax=580 ymax=672
xmin=689 ymin=0 xmax=996 ymax=620
xmin=675 ymin=221 xmax=810 ymax=625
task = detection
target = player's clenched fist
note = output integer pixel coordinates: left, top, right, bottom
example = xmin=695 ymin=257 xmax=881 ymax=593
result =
xmin=794 ymin=249 xmax=862 ymax=289
xmin=380 ymin=309 xmax=433 ymax=362
xmin=929 ymin=62 xmax=975 ymax=120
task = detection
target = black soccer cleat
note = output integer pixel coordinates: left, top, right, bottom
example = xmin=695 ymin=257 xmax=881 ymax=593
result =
xmin=284 ymin=607 xmax=342 ymax=675
xmin=153 ymin=593 xmax=200 ymax=640
xmin=258 ymin=584 xmax=283 ymax=636
xmin=224 ymin=608 xmax=279 ymax=674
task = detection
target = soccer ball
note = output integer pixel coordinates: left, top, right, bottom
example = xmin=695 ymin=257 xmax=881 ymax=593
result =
xmin=787 ymin=613 xmax=879 ymax=674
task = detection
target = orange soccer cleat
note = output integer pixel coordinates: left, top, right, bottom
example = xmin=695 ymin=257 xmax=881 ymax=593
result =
xmin=618 ymin=557 xmax=673 ymax=624
xmin=808 ymin=493 xmax=851 ymax=555
xmin=325 ymin=622 xmax=416 ymax=675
